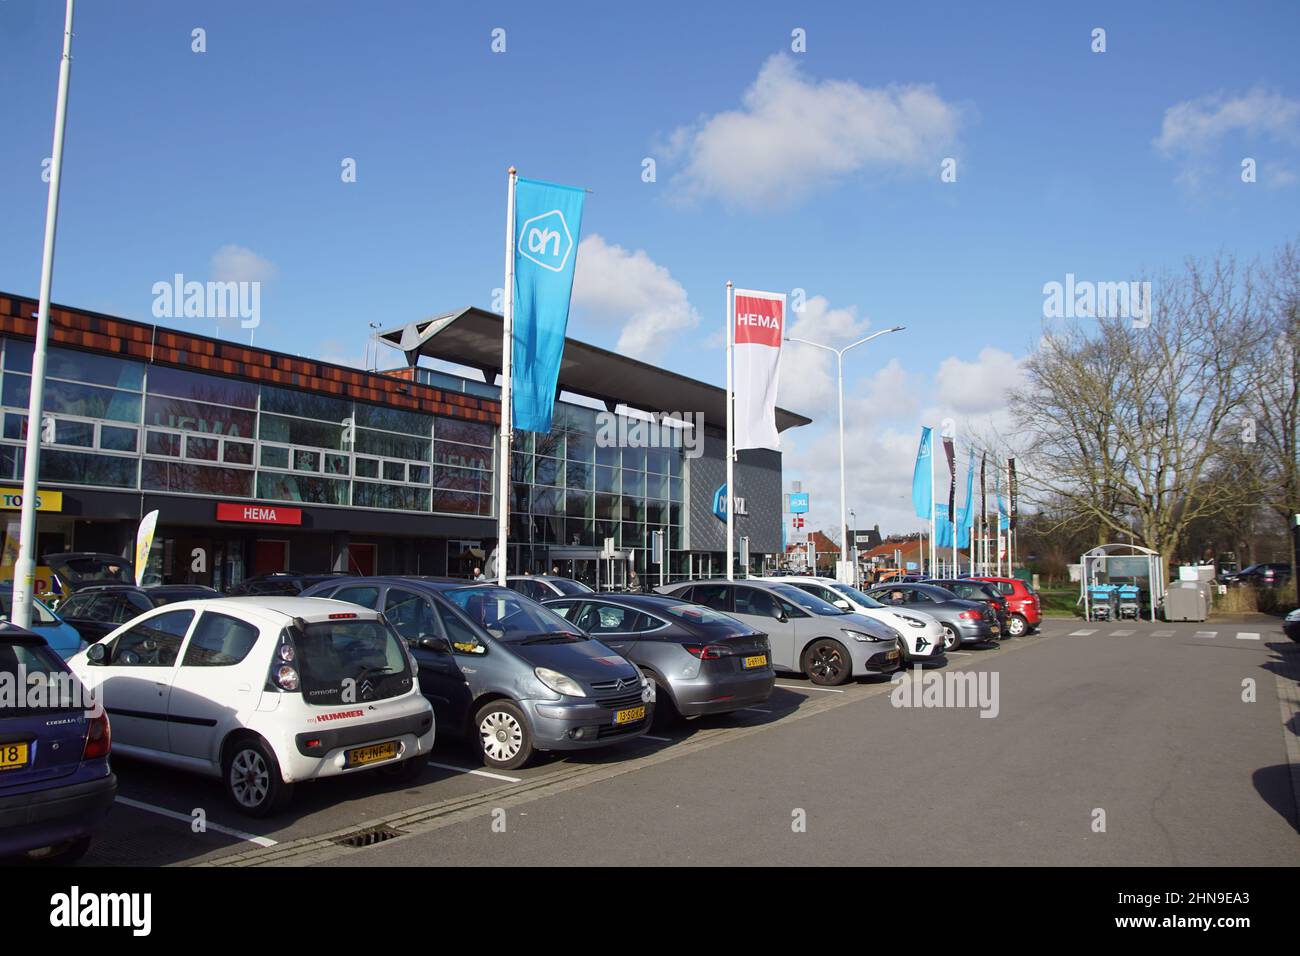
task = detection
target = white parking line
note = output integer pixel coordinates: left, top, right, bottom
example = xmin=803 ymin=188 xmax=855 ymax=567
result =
xmin=641 ymin=734 xmax=673 ymax=742
xmin=1236 ymin=632 xmax=1261 ymax=641
xmin=1068 ymin=629 xmax=1097 ymax=636
xmin=426 ymin=761 xmax=521 ymax=783
xmin=1151 ymin=630 xmax=1176 ymax=637
xmin=116 ymin=796 xmax=277 ymax=847
xmin=1194 ymin=631 xmax=1217 ymax=639
xmin=947 ymin=651 xmax=973 ymax=656
xmin=774 ymin=684 xmax=845 ymax=694
xmin=740 ymin=707 xmax=772 ymax=714
xmin=1109 ymin=630 xmax=1134 ymax=636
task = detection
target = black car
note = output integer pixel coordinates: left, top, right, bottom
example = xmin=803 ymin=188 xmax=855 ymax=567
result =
xmin=542 ymin=592 xmax=774 ymax=726
xmin=226 ymin=572 xmax=353 ymax=596
xmin=924 ymin=578 xmax=1010 ymax=630
xmin=505 ymin=575 xmax=594 ymax=601
xmin=55 ymin=584 xmax=220 ymax=643
xmin=862 ymin=582 xmax=1001 ymax=650
xmin=1222 ymin=563 xmax=1292 ymax=588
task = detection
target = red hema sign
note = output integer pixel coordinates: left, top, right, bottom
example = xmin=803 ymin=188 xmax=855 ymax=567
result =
xmin=216 ymin=502 xmax=303 ymax=525
xmin=733 ymin=293 xmax=783 ymax=346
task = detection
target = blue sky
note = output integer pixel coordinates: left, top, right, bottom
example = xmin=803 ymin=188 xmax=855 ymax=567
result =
xmin=2 ymin=1 xmax=1298 ymax=535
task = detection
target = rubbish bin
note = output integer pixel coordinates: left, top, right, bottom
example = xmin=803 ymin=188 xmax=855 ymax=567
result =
xmin=1164 ymin=581 xmax=1208 ymax=622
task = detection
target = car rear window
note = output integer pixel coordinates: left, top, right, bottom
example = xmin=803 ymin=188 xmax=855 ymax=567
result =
xmin=295 ymin=618 xmax=411 ymax=705
xmin=550 ymin=578 xmax=593 ymax=596
xmin=0 ymin=638 xmax=80 ymax=716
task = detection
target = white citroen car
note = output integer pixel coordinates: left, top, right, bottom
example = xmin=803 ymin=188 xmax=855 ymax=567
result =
xmin=68 ymin=596 xmax=435 ymax=816
xmin=754 ymin=576 xmax=947 ymax=662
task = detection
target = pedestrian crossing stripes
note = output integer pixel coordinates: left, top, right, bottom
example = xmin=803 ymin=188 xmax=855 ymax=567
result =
xmin=1236 ymin=632 xmax=1260 ymax=640
xmin=1151 ymin=630 xmax=1176 ymax=637
xmin=1194 ymin=631 xmax=1217 ymax=638
xmin=1061 ymin=627 xmax=1274 ymax=641
xmin=1109 ymin=630 xmax=1134 ymax=636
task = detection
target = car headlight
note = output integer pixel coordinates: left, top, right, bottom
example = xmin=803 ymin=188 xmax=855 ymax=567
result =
xmin=1286 ymin=608 xmax=1300 ymax=622
xmin=843 ymin=628 xmax=885 ymax=643
xmin=534 ymin=666 xmax=586 ymax=698
xmin=899 ymin=615 xmax=926 ymax=628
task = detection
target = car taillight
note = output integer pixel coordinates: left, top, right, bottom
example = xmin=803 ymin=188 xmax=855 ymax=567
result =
xmin=83 ymin=712 xmax=111 ymax=761
xmin=268 ymin=627 xmax=301 ymax=692
xmin=959 ymin=610 xmax=981 ymax=620
xmin=683 ymin=644 xmax=727 ymax=660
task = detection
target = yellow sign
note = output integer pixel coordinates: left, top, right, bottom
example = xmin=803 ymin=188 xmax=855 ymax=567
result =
xmin=0 ymin=489 xmax=63 ymax=512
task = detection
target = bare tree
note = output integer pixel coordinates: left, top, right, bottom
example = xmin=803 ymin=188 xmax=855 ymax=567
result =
xmin=1011 ymin=253 xmax=1261 ymax=561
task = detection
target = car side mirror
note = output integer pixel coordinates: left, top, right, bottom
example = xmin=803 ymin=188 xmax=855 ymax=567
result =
xmin=87 ymin=643 xmax=107 ymax=665
xmin=416 ymin=635 xmax=451 ymax=652
xmin=834 ymin=600 xmax=850 ymax=610
xmin=771 ymin=606 xmax=787 ymax=622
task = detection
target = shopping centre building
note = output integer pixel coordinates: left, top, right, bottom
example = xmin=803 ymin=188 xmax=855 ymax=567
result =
xmin=0 ymin=294 xmax=809 ymax=590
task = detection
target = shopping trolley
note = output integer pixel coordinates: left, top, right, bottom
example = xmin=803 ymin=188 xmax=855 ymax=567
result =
xmin=1116 ymin=584 xmax=1141 ymax=620
xmin=1088 ymin=584 xmax=1118 ymax=621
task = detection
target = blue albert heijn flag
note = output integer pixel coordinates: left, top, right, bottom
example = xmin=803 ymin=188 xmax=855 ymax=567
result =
xmin=934 ymin=504 xmax=953 ymax=548
xmin=911 ymin=426 xmax=933 ymax=519
xmin=958 ymin=448 xmax=976 ymax=538
xmin=511 ymin=176 xmax=586 ymax=433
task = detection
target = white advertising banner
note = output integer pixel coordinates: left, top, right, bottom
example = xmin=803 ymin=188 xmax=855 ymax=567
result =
xmin=732 ymin=288 xmax=785 ymax=450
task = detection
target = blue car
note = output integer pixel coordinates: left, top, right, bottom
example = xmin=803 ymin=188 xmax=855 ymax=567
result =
xmin=0 ymin=623 xmax=116 ymax=862
xmin=0 ymin=587 xmax=83 ymax=659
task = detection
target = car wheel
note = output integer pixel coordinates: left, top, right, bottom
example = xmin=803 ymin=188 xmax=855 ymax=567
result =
xmin=942 ymin=625 xmax=962 ymax=651
xmin=1006 ymin=614 xmax=1027 ymax=637
xmin=223 ymin=737 xmax=294 ymax=817
xmin=802 ymin=638 xmax=852 ymax=686
xmin=476 ymin=700 xmax=534 ymax=771
xmin=651 ymin=683 xmax=681 ymax=729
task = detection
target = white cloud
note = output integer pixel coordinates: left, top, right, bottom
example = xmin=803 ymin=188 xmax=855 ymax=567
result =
xmin=665 ymin=54 xmax=961 ymax=209
xmin=777 ymin=295 xmax=872 ymax=418
xmin=570 ymin=234 xmax=699 ymax=361
xmin=934 ymin=347 xmax=1023 ymax=415
xmin=209 ymin=244 xmax=277 ymax=283
xmin=1155 ymin=87 xmax=1300 ymax=187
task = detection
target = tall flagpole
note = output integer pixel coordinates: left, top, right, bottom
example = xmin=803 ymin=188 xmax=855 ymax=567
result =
xmin=724 ymin=281 xmax=734 ymax=581
xmin=13 ymin=0 xmax=76 ymax=629
xmin=496 ymin=167 xmax=517 ymax=587
xmin=928 ymin=427 xmax=936 ymax=577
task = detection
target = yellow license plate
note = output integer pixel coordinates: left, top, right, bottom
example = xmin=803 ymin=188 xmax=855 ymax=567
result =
xmin=614 ymin=706 xmax=645 ymax=725
xmin=0 ymin=742 xmax=29 ymax=771
xmin=345 ymin=741 xmax=398 ymax=767
xmin=743 ymin=654 xmax=768 ymax=669
xmin=990 ymin=626 xmax=1000 ymax=635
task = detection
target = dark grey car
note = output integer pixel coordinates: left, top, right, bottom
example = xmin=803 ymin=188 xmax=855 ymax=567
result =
xmin=861 ymin=582 xmax=1000 ymax=651
xmin=542 ymin=592 xmax=774 ymax=725
xmin=302 ymin=576 xmax=653 ymax=771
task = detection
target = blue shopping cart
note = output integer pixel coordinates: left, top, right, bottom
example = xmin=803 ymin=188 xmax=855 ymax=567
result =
xmin=1116 ymin=584 xmax=1141 ymax=620
xmin=1088 ymin=584 xmax=1118 ymax=621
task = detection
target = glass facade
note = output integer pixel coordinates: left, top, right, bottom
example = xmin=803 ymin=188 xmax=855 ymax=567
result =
xmin=0 ymin=338 xmax=495 ymax=517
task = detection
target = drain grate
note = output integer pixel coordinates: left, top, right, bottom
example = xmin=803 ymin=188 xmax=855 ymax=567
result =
xmin=330 ymin=824 xmax=405 ymax=849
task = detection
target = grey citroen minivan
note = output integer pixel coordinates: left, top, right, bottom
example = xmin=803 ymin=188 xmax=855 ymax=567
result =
xmin=302 ymin=577 xmax=654 ymax=770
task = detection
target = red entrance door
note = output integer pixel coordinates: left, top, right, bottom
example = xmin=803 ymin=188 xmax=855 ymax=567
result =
xmin=348 ymin=544 xmax=375 ymax=576
xmin=253 ymin=539 xmax=289 ymax=575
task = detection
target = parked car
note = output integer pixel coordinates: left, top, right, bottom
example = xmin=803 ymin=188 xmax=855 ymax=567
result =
xmin=971 ymin=576 xmax=1042 ymax=636
xmin=542 ymin=592 xmax=774 ymax=725
xmin=68 ymin=597 xmax=434 ymax=816
xmin=301 ymin=577 xmax=654 ymax=770
xmin=1284 ymin=608 xmax=1300 ymax=643
xmin=924 ymin=578 xmax=1010 ymax=631
xmin=226 ymin=572 xmax=353 ymax=597
xmin=0 ymin=623 xmax=116 ymax=862
xmin=42 ymin=552 xmax=135 ymax=602
xmin=0 ymin=585 xmax=84 ymax=658
xmin=56 ymin=584 xmax=220 ymax=644
xmin=1221 ymin=563 xmax=1292 ymax=588
xmin=505 ymin=574 xmax=594 ymax=601
xmin=752 ymin=575 xmax=946 ymax=663
xmin=654 ymin=578 xmax=901 ymax=686
xmin=861 ymin=582 xmax=1000 ymax=651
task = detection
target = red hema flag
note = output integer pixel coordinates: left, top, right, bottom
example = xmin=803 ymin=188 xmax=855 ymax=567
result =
xmin=732 ymin=289 xmax=785 ymax=450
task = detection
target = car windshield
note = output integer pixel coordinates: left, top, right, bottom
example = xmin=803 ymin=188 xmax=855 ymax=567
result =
xmin=550 ymin=578 xmax=593 ymax=596
xmin=295 ymin=617 xmax=411 ymax=705
xmin=769 ymin=583 xmax=848 ymax=615
xmin=444 ymin=586 xmax=582 ymax=643
xmin=830 ymin=584 xmax=886 ymax=609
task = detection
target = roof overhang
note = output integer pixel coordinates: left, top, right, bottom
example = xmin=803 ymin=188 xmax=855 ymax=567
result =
xmin=375 ymin=307 xmax=813 ymax=433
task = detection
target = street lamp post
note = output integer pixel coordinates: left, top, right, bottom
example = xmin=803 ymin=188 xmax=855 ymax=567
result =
xmin=785 ymin=326 xmax=905 ymax=584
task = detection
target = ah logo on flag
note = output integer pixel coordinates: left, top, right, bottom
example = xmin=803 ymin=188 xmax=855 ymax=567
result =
xmin=518 ymin=209 xmax=575 ymax=273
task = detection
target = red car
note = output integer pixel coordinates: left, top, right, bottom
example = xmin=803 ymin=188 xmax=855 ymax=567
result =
xmin=972 ymin=577 xmax=1041 ymax=636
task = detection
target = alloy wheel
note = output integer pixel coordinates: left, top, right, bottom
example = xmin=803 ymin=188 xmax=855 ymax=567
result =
xmin=230 ymin=748 xmax=270 ymax=809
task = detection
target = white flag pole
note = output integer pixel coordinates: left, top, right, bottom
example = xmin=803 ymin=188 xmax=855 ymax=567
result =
xmin=13 ymin=0 xmax=76 ymax=629
xmin=928 ymin=428 xmax=936 ymax=577
xmin=725 ymin=280 xmax=735 ymax=581
xmin=495 ymin=167 xmax=517 ymax=587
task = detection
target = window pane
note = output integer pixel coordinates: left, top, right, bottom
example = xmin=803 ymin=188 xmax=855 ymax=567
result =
xmin=3 ymin=375 xmax=141 ymax=424
xmin=146 ymin=431 xmax=181 ymax=457
xmin=147 ymin=365 xmax=256 ymax=408
xmin=2 ymin=413 xmax=25 ymax=441
xmin=259 ymin=444 xmax=289 ymax=469
xmin=224 ymin=440 xmax=254 ymax=465
xmin=354 ymin=456 xmax=378 ymax=478
xmin=100 ymin=425 xmax=138 ymax=452
xmin=436 ymin=417 xmax=494 ymax=447
xmin=432 ymin=466 xmax=488 ymax=493
xmin=256 ymin=472 xmax=348 ymax=505
xmin=408 ymin=464 xmax=430 ymax=484
xmin=182 ymin=613 xmax=259 ymax=666
xmin=384 ymin=589 xmax=437 ymax=640
xmin=293 ymin=449 xmax=321 ymax=472
xmin=4 ymin=340 xmax=144 ymax=391
xmin=186 ymin=436 xmax=219 ymax=461
xmin=142 ymin=459 xmax=254 ymax=495
xmin=38 ymin=449 xmax=137 ymax=488
xmin=435 ymin=440 xmax=492 ymax=472
xmin=353 ymin=481 xmax=430 ymax=511
xmin=383 ymin=460 xmax=406 ymax=482
xmin=259 ymin=385 xmax=350 ymax=421
xmin=259 ymin=414 xmax=345 ymax=450
xmin=324 ymin=452 xmax=350 ymax=475
xmin=54 ymin=420 xmax=94 ymax=447
xmin=534 ymin=456 xmax=562 ymax=487
xmin=431 ymin=489 xmax=489 ymax=516
xmin=355 ymin=428 xmax=430 ymax=461
xmin=145 ymin=394 xmax=254 ymax=439
xmin=354 ymin=403 xmax=432 ymax=436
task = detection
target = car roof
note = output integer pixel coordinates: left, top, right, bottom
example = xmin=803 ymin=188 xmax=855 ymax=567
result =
xmin=172 ymin=595 xmax=383 ymax=625
xmin=0 ymin=621 xmax=49 ymax=644
xmin=307 ymin=575 xmax=490 ymax=592
xmin=545 ymin=592 xmax=682 ymax=607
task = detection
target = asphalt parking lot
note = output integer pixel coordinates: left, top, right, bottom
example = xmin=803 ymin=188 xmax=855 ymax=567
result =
xmin=77 ymin=614 xmax=1300 ymax=867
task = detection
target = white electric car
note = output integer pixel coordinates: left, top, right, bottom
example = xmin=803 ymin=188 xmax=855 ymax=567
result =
xmin=69 ymin=596 xmax=435 ymax=816
xmin=754 ymin=576 xmax=947 ymax=662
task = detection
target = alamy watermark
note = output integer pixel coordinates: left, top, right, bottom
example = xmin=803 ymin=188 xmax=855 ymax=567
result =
xmin=595 ymin=410 xmax=704 ymax=459
xmin=890 ymin=665 xmax=999 ymax=718
xmin=0 ymin=664 xmax=103 ymax=718
xmin=152 ymin=274 xmax=261 ymax=329
xmin=1042 ymin=273 xmax=1151 ymax=328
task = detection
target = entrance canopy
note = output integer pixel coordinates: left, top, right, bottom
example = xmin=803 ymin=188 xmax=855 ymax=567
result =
xmin=1080 ymin=543 xmax=1166 ymax=622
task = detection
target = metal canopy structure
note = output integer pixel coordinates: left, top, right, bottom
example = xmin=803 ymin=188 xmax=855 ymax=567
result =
xmin=375 ymin=307 xmax=813 ymax=432
xmin=1080 ymin=543 xmax=1166 ymax=622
